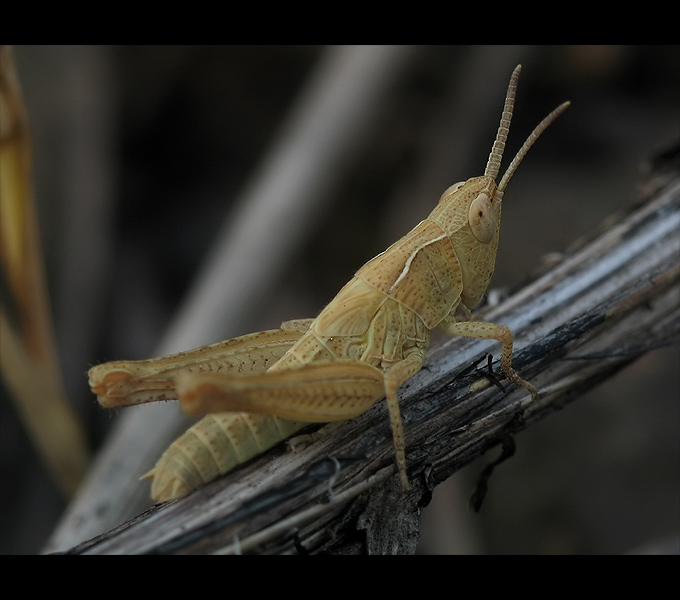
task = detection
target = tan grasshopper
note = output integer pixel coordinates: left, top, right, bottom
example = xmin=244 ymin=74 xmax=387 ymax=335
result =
xmin=89 ymin=64 xmax=569 ymax=502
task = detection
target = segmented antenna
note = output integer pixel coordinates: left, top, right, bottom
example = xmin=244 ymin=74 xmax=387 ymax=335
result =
xmin=484 ymin=64 xmax=522 ymax=181
xmin=497 ymin=101 xmax=570 ymax=195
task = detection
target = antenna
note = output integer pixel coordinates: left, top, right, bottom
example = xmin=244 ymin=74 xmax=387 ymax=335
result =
xmin=484 ymin=64 xmax=522 ymax=181
xmin=497 ymin=100 xmax=571 ymax=196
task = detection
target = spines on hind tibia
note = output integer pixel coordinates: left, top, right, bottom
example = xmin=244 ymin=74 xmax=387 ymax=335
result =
xmin=144 ymin=412 xmax=306 ymax=502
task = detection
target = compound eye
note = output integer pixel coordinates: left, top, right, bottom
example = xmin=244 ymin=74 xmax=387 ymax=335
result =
xmin=468 ymin=192 xmax=497 ymax=243
xmin=438 ymin=181 xmax=466 ymax=204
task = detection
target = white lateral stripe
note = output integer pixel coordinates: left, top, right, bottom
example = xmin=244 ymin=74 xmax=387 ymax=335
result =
xmin=390 ymin=233 xmax=448 ymax=292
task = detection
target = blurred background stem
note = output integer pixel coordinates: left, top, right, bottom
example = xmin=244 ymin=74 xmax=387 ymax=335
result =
xmin=0 ymin=46 xmax=89 ymax=499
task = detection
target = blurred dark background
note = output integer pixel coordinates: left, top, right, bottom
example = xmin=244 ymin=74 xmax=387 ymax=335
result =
xmin=1 ymin=45 xmax=678 ymax=554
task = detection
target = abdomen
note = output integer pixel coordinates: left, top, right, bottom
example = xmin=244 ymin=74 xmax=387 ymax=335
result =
xmin=147 ymin=412 xmax=307 ymax=501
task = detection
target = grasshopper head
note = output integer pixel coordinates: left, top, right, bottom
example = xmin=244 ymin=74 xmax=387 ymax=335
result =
xmin=430 ymin=175 xmax=502 ymax=309
xmin=429 ymin=65 xmax=569 ymax=310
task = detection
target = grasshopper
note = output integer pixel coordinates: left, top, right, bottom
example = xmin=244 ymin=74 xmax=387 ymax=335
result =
xmin=89 ymin=65 xmax=569 ymax=502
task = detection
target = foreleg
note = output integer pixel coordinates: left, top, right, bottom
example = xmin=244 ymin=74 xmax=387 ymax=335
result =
xmin=438 ymin=315 xmax=537 ymax=399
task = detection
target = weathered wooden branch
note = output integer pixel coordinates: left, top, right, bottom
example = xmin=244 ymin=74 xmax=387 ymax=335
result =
xmin=58 ymin=146 xmax=679 ymax=555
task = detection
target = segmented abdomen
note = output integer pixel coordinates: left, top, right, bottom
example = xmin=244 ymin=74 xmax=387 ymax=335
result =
xmin=147 ymin=412 xmax=306 ymax=502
